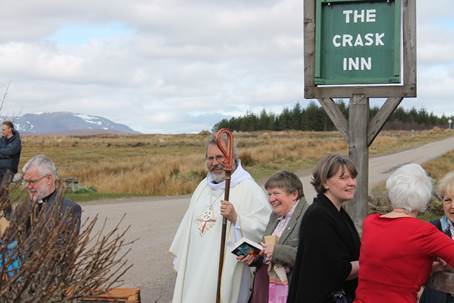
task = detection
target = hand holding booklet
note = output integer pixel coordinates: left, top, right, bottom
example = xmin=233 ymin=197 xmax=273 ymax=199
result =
xmin=231 ymin=237 xmax=263 ymax=257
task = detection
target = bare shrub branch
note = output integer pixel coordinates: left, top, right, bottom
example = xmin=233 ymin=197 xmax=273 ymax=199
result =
xmin=0 ymin=183 xmax=132 ymax=302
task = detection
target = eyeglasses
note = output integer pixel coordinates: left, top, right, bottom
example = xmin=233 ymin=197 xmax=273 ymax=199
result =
xmin=206 ymin=155 xmax=225 ymax=162
xmin=22 ymin=175 xmax=49 ymax=186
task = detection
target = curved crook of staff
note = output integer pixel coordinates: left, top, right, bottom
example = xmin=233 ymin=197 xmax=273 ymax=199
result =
xmin=215 ymin=128 xmax=234 ymax=303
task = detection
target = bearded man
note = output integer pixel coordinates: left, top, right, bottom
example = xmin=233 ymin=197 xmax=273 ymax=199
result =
xmin=170 ymin=135 xmax=271 ymax=303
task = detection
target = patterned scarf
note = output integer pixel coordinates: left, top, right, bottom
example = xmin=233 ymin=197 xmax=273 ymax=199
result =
xmin=440 ymin=215 xmax=454 ymax=239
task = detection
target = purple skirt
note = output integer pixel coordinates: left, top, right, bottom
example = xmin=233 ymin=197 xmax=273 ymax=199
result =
xmin=250 ymin=263 xmax=269 ymax=303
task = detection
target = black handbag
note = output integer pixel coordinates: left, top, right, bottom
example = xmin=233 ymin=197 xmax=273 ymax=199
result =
xmin=331 ymin=290 xmax=351 ymax=303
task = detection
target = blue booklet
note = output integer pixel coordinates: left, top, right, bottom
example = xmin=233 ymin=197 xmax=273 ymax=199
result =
xmin=231 ymin=237 xmax=263 ymax=257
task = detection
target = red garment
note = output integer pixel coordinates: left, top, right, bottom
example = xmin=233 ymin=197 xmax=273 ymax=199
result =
xmin=354 ymin=214 xmax=454 ymax=303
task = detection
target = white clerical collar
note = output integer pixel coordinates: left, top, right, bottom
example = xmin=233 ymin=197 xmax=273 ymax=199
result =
xmin=206 ymin=160 xmax=252 ymax=191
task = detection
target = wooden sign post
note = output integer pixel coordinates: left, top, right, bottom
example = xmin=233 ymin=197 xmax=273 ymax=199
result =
xmin=304 ymin=0 xmax=417 ymax=231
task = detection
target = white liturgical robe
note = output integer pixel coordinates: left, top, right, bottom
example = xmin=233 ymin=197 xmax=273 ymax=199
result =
xmin=170 ymin=163 xmax=271 ymax=303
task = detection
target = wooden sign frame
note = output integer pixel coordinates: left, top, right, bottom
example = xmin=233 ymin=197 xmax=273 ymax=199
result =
xmin=304 ymin=0 xmax=416 ymax=98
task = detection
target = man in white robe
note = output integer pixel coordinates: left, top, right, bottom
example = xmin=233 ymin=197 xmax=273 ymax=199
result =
xmin=170 ymin=137 xmax=271 ymax=303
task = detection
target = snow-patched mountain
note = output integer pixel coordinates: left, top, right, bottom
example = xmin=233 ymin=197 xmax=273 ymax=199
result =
xmin=4 ymin=112 xmax=139 ymax=135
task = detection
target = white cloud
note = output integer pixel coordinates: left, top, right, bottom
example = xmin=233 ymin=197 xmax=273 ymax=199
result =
xmin=0 ymin=0 xmax=452 ymax=133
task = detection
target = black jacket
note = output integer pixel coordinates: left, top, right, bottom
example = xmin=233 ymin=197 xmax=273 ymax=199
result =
xmin=287 ymin=194 xmax=360 ymax=303
xmin=14 ymin=190 xmax=82 ymax=234
xmin=0 ymin=130 xmax=22 ymax=174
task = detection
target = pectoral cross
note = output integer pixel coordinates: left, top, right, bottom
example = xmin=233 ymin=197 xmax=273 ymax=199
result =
xmin=196 ymin=208 xmax=217 ymax=236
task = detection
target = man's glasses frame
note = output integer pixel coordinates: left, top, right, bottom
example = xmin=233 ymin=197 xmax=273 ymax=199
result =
xmin=22 ymin=174 xmax=50 ymax=186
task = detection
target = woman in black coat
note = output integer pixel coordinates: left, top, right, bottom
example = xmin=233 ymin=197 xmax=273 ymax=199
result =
xmin=287 ymin=154 xmax=360 ymax=303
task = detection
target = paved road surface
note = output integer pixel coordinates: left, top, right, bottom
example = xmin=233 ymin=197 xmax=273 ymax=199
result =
xmin=82 ymin=136 xmax=454 ymax=302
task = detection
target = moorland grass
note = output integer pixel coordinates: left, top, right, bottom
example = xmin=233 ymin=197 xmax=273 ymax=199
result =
xmin=370 ymin=149 xmax=454 ymax=221
xmin=19 ymin=129 xmax=453 ymax=200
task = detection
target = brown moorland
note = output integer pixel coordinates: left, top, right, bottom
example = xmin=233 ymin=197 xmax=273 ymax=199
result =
xmin=370 ymin=148 xmax=454 ymax=220
xmin=19 ymin=129 xmax=453 ymax=197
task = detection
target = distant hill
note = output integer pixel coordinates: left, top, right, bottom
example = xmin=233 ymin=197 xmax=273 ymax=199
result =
xmin=2 ymin=112 xmax=139 ymax=135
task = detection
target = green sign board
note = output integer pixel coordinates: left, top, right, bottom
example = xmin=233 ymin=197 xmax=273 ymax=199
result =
xmin=315 ymin=0 xmax=401 ymax=85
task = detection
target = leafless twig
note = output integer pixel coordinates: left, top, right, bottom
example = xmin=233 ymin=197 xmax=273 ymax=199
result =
xmin=0 ymin=182 xmax=132 ymax=302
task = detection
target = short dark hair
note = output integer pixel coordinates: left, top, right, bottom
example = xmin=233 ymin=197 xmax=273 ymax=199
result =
xmin=265 ymin=170 xmax=304 ymax=200
xmin=2 ymin=120 xmax=14 ymax=130
xmin=311 ymin=154 xmax=357 ymax=194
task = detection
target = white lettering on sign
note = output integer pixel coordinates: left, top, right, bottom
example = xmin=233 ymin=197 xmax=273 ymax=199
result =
xmin=332 ymin=7 xmax=384 ymax=73
xmin=367 ymin=9 xmax=376 ymax=22
xmin=343 ymin=57 xmax=372 ymax=71
xmin=375 ymin=33 xmax=384 ymax=45
xmin=343 ymin=9 xmax=376 ymax=23
xmin=332 ymin=33 xmax=384 ymax=47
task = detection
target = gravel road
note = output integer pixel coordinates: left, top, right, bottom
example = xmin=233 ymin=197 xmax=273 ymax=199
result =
xmin=82 ymin=136 xmax=454 ymax=302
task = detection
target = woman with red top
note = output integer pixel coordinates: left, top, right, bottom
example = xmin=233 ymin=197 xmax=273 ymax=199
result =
xmin=354 ymin=164 xmax=454 ymax=303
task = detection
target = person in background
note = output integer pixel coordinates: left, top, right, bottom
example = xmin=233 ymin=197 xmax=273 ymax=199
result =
xmin=354 ymin=164 xmax=454 ymax=303
xmin=239 ymin=170 xmax=307 ymax=303
xmin=169 ymin=135 xmax=271 ymax=303
xmin=287 ymin=154 xmax=360 ymax=303
xmin=419 ymin=171 xmax=454 ymax=303
xmin=15 ymin=154 xmax=82 ymax=233
xmin=0 ymin=120 xmax=21 ymax=186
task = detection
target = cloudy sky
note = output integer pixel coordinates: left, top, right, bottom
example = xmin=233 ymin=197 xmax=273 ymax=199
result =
xmin=0 ymin=1 xmax=453 ymax=133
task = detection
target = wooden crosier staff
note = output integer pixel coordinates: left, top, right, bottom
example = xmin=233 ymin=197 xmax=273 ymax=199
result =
xmin=215 ymin=128 xmax=234 ymax=303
